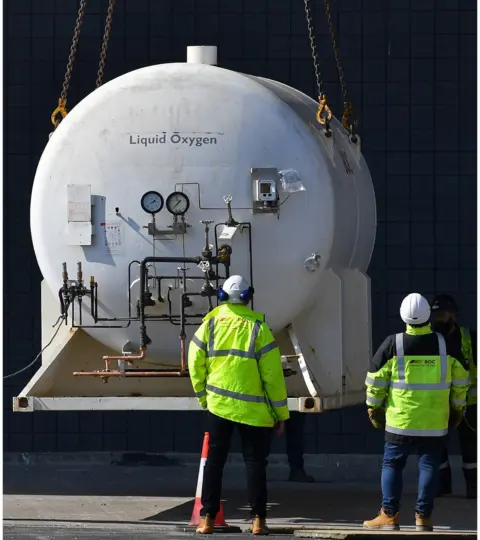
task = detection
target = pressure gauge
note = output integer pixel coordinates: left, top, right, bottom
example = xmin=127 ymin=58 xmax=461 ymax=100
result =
xmin=166 ymin=191 xmax=190 ymax=216
xmin=141 ymin=191 xmax=164 ymax=214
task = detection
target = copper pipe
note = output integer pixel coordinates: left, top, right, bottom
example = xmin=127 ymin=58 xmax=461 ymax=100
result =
xmin=73 ymin=371 xmax=189 ymax=377
xmin=103 ymin=346 xmax=147 ymax=371
xmin=180 ymin=335 xmax=187 ymax=372
xmin=75 ymin=344 xmax=190 ymax=378
xmin=103 ymin=346 xmax=147 ymax=362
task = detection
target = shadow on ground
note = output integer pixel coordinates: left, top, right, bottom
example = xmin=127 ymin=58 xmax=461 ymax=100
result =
xmin=3 ymin=462 xmax=477 ymax=531
xmin=142 ymin=488 xmax=477 ymax=530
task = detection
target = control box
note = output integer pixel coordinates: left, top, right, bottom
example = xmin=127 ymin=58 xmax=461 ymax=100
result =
xmin=251 ymin=167 xmax=279 ymax=214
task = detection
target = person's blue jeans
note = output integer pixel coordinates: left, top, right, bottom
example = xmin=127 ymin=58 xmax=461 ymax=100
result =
xmin=381 ymin=439 xmax=442 ymax=517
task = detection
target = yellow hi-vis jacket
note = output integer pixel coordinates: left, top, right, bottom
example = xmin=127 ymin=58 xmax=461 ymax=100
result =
xmin=460 ymin=327 xmax=477 ymax=406
xmin=188 ymin=303 xmax=290 ymax=427
xmin=365 ymin=324 xmax=469 ymax=437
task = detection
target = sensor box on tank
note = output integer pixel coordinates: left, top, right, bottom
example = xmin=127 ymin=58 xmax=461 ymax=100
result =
xmin=251 ymin=167 xmax=279 ymax=214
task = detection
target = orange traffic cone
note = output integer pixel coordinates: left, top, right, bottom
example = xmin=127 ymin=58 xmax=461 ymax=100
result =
xmin=188 ymin=431 xmax=241 ymax=533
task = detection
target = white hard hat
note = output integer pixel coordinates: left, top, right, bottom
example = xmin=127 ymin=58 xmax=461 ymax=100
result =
xmin=399 ymin=293 xmax=431 ymax=325
xmin=220 ymin=275 xmax=251 ymax=304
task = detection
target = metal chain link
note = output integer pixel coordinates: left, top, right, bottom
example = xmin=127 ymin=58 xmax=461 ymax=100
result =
xmin=323 ymin=0 xmax=357 ymax=139
xmin=303 ymin=0 xmax=332 ymax=133
xmin=51 ymin=0 xmax=88 ymax=128
xmin=304 ymin=0 xmax=323 ymax=99
xmin=61 ymin=0 xmax=88 ymax=101
xmin=96 ymin=0 xmax=116 ymax=88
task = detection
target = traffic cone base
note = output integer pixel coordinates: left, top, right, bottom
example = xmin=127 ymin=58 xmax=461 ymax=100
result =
xmin=189 ymin=499 xmax=228 ymax=527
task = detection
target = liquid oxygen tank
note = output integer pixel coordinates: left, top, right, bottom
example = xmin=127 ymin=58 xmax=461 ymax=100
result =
xmin=18 ymin=46 xmax=376 ymax=412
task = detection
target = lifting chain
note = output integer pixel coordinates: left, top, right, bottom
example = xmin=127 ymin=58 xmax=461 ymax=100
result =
xmin=323 ymin=0 xmax=358 ymax=140
xmin=51 ymin=0 xmax=88 ymax=129
xmin=303 ymin=0 xmax=332 ymax=134
xmin=96 ymin=0 xmax=116 ymax=88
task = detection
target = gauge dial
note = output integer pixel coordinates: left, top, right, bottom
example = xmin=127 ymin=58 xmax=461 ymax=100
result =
xmin=140 ymin=191 xmax=164 ymax=214
xmin=166 ymin=192 xmax=190 ymax=216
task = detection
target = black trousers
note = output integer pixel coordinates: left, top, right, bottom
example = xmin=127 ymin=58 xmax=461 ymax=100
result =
xmin=439 ymin=405 xmax=477 ymax=490
xmin=285 ymin=412 xmax=306 ymax=471
xmin=201 ymin=412 xmax=273 ymax=519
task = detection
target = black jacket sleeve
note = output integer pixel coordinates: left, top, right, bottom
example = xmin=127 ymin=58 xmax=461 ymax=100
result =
xmin=446 ymin=335 xmax=469 ymax=372
xmin=369 ymin=335 xmax=395 ymax=373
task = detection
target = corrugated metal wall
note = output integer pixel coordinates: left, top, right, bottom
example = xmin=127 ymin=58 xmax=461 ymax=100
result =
xmin=4 ymin=0 xmax=476 ymax=454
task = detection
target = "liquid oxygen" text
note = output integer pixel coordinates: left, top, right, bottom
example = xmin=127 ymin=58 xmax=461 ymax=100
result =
xmin=129 ymin=132 xmax=220 ymax=148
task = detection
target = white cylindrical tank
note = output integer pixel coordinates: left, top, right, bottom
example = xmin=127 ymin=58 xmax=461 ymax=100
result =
xmin=31 ymin=55 xmax=376 ymax=365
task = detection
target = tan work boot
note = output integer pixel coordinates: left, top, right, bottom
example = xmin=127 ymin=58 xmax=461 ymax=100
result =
xmin=196 ymin=514 xmax=214 ymax=534
xmin=252 ymin=516 xmax=269 ymax=536
xmin=363 ymin=508 xmax=400 ymax=530
xmin=415 ymin=512 xmax=433 ymax=532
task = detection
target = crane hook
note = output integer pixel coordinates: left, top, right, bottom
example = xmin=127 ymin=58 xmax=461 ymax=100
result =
xmin=51 ymin=98 xmax=68 ymax=128
xmin=316 ymin=94 xmax=332 ymax=126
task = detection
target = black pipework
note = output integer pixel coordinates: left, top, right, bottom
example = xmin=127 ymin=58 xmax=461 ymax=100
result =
xmin=64 ymin=235 xmax=233 ymax=335
xmin=138 ymin=256 xmax=202 ymax=348
xmin=156 ymin=275 xmax=206 ymax=303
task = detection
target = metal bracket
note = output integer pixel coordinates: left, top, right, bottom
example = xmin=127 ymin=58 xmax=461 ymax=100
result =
xmin=146 ymin=220 xmax=188 ymax=238
xmin=310 ymin=121 xmax=335 ymax=162
xmin=304 ymin=253 xmax=321 ymax=273
xmin=287 ymin=325 xmax=318 ymax=398
xmin=344 ymin=133 xmax=362 ymax=167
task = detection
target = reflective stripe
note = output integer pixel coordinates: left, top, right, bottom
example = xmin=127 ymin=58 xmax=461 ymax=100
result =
xmin=209 ymin=349 xmax=256 ymax=359
xmin=396 ymin=333 xmax=405 ymax=380
xmin=249 ymin=320 xmax=262 ymax=357
xmin=453 ymin=378 xmax=470 ymax=385
xmin=395 ymin=332 xmax=448 ymax=387
xmin=468 ymin=386 xmax=477 ymax=395
xmin=270 ymin=397 xmax=288 ymax=407
xmin=256 ymin=340 xmax=278 ymax=360
xmin=208 ymin=318 xmax=215 ymax=352
xmin=450 ymin=398 xmax=466 ymax=406
xmin=439 ymin=461 xmax=450 ymax=470
xmin=205 ymin=318 xmax=268 ymax=360
xmin=206 ymin=384 xmax=287 ymax=408
xmin=200 ymin=319 xmax=288 ymax=410
xmin=391 ymin=381 xmax=451 ymax=390
xmin=437 ymin=333 xmax=447 ymax=382
xmin=366 ymin=396 xmax=384 ymax=406
xmin=386 ymin=424 xmax=448 ymax=437
xmin=195 ymin=390 xmax=206 ymax=398
xmin=365 ymin=375 xmax=389 ymax=387
xmin=462 ymin=462 xmax=477 ymax=470
xmin=192 ymin=335 xmax=207 ymax=352
xmin=206 ymin=384 xmax=266 ymax=404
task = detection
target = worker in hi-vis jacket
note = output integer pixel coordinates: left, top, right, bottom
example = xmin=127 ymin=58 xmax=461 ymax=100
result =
xmin=188 ymin=275 xmax=290 ymax=536
xmin=363 ymin=293 xmax=468 ymax=532
xmin=430 ymin=294 xmax=477 ymax=499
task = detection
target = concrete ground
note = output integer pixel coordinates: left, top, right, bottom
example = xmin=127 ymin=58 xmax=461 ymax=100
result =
xmin=3 ymin=453 xmax=477 ymax=539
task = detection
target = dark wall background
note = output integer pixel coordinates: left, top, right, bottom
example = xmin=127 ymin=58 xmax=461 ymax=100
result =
xmin=4 ymin=0 xmax=476 ymax=454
